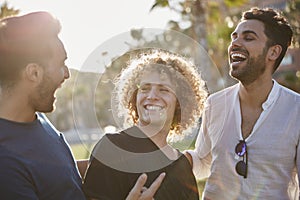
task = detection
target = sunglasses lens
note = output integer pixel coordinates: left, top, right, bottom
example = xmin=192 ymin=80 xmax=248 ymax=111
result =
xmin=236 ymin=160 xmax=247 ymax=177
xmin=235 ymin=141 xmax=246 ymax=156
xmin=235 ymin=140 xmax=248 ymax=178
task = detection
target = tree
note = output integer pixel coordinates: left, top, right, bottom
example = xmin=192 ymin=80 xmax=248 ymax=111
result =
xmin=150 ymin=0 xmax=300 ymax=93
xmin=0 ymin=1 xmax=19 ymax=19
xmin=150 ymin=0 xmax=253 ymax=90
xmin=284 ymin=0 xmax=300 ymax=48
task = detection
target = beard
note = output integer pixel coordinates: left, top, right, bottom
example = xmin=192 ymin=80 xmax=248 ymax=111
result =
xmin=230 ymin=48 xmax=267 ymax=85
xmin=30 ymin=74 xmax=57 ymax=113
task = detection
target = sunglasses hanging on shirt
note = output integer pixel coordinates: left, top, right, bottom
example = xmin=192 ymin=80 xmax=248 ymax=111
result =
xmin=235 ymin=140 xmax=247 ymax=178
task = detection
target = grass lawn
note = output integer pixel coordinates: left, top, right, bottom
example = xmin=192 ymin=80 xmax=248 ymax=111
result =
xmin=197 ymin=179 xmax=206 ymax=199
xmin=70 ymin=143 xmax=93 ymax=160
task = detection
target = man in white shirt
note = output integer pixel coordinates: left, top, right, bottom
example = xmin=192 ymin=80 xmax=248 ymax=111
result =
xmin=186 ymin=7 xmax=300 ymax=199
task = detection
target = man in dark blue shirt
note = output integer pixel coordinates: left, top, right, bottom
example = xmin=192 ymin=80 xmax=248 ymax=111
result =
xmin=0 ymin=11 xmax=86 ymax=200
xmin=0 ymin=11 xmax=163 ymax=200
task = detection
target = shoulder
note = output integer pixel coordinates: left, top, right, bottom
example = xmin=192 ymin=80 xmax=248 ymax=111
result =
xmin=90 ymin=128 xmax=134 ymax=156
xmin=91 ymin=132 xmax=121 ymax=151
xmin=206 ymin=83 xmax=238 ymax=104
xmin=278 ymin=84 xmax=300 ymax=102
xmin=209 ymin=83 xmax=238 ymax=99
xmin=202 ymin=83 xmax=238 ymax=114
xmin=0 ymin=146 xmax=31 ymax=186
xmin=272 ymin=82 xmax=300 ymax=116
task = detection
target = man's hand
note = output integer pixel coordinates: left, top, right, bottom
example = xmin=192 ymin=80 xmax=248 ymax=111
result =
xmin=126 ymin=172 xmax=165 ymax=200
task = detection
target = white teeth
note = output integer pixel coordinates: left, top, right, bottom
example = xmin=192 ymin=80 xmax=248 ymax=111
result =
xmin=231 ymin=53 xmax=246 ymax=59
xmin=145 ymin=105 xmax=162 ymax=111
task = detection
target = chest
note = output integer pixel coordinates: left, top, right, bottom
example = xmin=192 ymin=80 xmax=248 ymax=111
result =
xmin=214 ymin=108 xmax=298 ymax=162
xmin=240 ymin=105 xmax=262 ymax=139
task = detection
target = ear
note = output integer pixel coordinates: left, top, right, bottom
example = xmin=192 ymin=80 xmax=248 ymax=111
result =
xmin=267 ymin=44 xmax=282 ymax=61
xmin=24 ymin=63 xmax=44 ymax=83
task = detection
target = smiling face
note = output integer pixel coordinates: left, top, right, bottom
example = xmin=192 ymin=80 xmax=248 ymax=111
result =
xmin=29 ymin=39 xmax=70 ymax=113
xmin=136 ymin=69 xmax=177 ymax=130
xmin=228 ymin=19 xmax=270 ymax=85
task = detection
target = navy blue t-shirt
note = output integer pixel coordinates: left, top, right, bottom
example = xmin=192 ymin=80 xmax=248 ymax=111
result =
xmin=0 ymin=113 xmax=86 ymax=200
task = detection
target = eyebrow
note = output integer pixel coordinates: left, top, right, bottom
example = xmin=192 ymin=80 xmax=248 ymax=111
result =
xmin=140 ymin=82 xmax=172 ymax=87
xmin=139 ymin=82 xmax=175 ymax=91
xmin=231 ymin=30 xmax=259 ymax=38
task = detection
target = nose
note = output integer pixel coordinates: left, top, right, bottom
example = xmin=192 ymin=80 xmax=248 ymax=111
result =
xmin=64 ymin=65 xmax=70 ymax=80
xmin=230 ymin=36 xmax=242 ymax=48
xmin=228 ymin=36 xmax=242 ymax=53
xmin=147 ymin=88 xmax=159 ymax=100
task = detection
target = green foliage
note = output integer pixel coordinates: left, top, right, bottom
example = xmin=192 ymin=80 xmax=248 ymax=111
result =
xmin=149 ymin=0 xmax=248 ymax=85
xmin=46 ymin=0 xmax=299 ymax=140
xmin=0 ymin=1 xmax=19 ymax=19
xmin=274 ymin=70 xmax=300 ymax=93
xmin=284 ymin=0 xmax=300 ymax=48
xmin=150 ymin=0 xmax=169 ymax=11
xmin=224 ymin=0 xmax=249 ymax=7
xmin=70 ymin=143 xmax=91 ymax=160
xmin=207 ymin=2 xmax=221 ymax=22
xmin=94 ymin=52 xmax=131 ymax=128
xmin=150 ymin=0 xmax=300 ymax=91
xmin=197 ymin=179 xmax=207 ymax=199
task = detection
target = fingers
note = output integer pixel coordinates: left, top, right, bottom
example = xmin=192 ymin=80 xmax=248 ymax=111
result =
xmin=126 ymin=173 xmax=148 ymax=200
xmin=141 ymin=172 xmax=166 ymax=198
xmin=134 ymin=173 xmax=148 ymax=192
xmin=126 ymin=172 xmax=166 ymax=200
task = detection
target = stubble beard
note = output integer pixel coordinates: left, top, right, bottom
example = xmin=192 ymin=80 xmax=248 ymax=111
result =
xmin=230 ymin=51 xmax=267 ymax=85
xmin=34 ymin=75 xmax=57 ymax=113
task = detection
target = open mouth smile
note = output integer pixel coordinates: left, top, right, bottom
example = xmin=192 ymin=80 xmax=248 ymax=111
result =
xmin=144 ymin=105 xmax=163 ymax=111
xmin=231 ymin=53 xmax=247 ymax=64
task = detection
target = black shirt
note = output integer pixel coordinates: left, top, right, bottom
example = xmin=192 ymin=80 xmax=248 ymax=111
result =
xmin=83 ymin=126 xmax=199 ymax=200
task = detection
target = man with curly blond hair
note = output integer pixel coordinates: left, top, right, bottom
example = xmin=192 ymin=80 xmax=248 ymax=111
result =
xmin=83 ymin=49 xmax=208 ymax=200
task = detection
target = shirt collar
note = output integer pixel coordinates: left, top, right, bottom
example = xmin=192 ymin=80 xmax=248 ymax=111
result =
xmin=236 ymin=80 xmax=280 ymax=111
xmin=262 ymin=80 xmax=280 ymax=110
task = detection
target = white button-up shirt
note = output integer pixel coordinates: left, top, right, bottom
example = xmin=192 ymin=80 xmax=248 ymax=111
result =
xmin=188 ymin=81 xmax=300 ymax=199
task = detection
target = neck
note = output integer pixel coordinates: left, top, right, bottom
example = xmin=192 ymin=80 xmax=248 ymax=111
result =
xmin=137 ymin=123 xmax=179 ymax=160
xmin=0 ymin=89 xmax=36 ymax=122
xmin=239 ymin=78 xmax=273 ymax=108
xmin=138 ymin=123 xmax=169 ymax=148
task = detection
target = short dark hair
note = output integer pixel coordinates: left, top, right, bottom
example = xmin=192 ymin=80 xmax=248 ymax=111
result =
xmin=0 ymin=11 xmax=61 ymax=88
xmin=241 ymin=7 xmax=293 ymax=71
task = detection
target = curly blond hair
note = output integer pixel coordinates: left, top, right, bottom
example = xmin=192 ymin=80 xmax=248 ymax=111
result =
xmin=113 ymin=49 xmax=208 ymax=135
